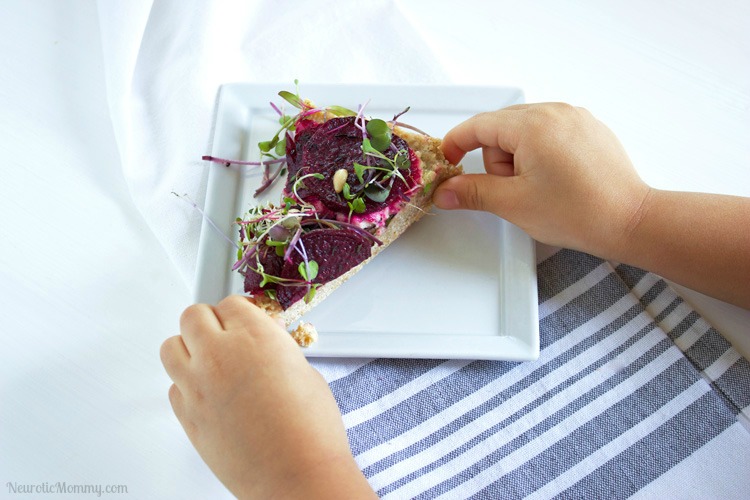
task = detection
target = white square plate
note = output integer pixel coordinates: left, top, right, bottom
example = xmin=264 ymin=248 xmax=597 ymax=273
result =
xmin=195 ymin=83 xmax=539 ymax=360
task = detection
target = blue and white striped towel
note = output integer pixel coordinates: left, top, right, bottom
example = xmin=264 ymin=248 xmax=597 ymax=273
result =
xmin=316 ymin=249 xmax=750 ymax=498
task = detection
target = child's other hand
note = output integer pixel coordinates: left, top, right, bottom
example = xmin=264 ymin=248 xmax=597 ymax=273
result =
xmin=160 ymin=296 xmax=374 ymax=499
xmin=434 ymin=103 xmax=651 ymax=260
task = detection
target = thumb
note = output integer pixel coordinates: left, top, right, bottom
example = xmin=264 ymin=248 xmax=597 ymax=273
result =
xmin=433 ymin=174 xmax=522 ymax=218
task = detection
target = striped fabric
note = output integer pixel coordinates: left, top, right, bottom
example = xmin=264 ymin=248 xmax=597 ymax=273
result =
xmin=324 ymin=249 xmax=750 ymax=498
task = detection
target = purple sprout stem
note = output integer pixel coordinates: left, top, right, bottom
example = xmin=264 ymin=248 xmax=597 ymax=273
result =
xmin=254 ymin=161 xmax=287 ymax=197
xmin=294 ymin=237 xmax=313 ymax=297
xmin=232 ymin=245 xmax=257 ymax=272
xmin=270 ymin=101 xmax=283 ymax=116
xmin=202 ymin=155 xmax=285 ymax=167
xmin=354 ymin=101 xmax=370 ymax=141
xmin=283 ymin=227 xmax=303 ymax=263
xmin=300 ymin=219 xmax=383 ymax=245
xmin=172 ymin=192 xmax=240 ymax=251
xmin=295 ymin=236 xmax=310 ymax=264
xmin=300 ymin=107 xmax=324 ymax=118
xmin=388 ymin=121 xmax=429 ymax=136
xmin=260 ymin=160 xmax=270 ymax=184
xmin=324 ymin=121 xmax=351 ymax=136
xmin=393 ymin=106 xmax=410 ymax=121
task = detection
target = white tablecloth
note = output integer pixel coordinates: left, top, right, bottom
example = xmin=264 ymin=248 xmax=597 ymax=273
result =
xmin=1 ymin=1 xmax=748 ymax=498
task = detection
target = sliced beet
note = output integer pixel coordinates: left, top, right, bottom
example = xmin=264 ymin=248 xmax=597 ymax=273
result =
xmin=276 ymin=228 xmax=373 ymax=309
xmin=285 ymin=117 xmax=419 ymax=215
xmin=243 ymin=244 xmax=283 ymax=295
xmin=285 ymin=127 xmax=313 ymax=182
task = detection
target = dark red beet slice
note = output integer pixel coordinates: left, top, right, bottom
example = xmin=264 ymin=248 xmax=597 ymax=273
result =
xmin=285 ymin=117 xmax=418 ymax=215
xmin=276 ymin=229 xmax=373 ymax=309
xmin=285 ymin=127 xmax=314 ymax=182
xmin=243 ymin=245 xmax=283 ymax=295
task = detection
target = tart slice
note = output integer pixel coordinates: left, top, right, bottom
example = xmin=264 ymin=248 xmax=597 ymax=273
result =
xmin=226 ymin=88 xmax=462 ymax=334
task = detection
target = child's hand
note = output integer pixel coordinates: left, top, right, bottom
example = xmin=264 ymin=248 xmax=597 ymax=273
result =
xmin=160 ymin=295 xmax=375 ymax=499
xmin=434 ymin=103 xmax=651 ymax=260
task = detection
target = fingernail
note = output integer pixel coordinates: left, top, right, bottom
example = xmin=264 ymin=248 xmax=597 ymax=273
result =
xmin=434 ymin=189 xmax=460 ymax=209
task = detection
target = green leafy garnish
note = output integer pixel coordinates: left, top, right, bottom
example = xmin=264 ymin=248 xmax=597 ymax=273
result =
xmin=291 ymin=172 xmax=325 ymax=200
xmin=258 ymin=135 xmax=278 ymax=152
xmin=361 ymin=138 xmax=378 ymax=155
xmin=278 ymin=90 xmax=304 ymax=109
xmin=369 ymin=134 xmax=390 ymax=153
xmin=342 ymin=182 xmax=356 ymax=200
xmin=327 ymin=105 xmax=357 ymax=117
xmin=365 ymin=119 xmax=393 ymax=152
xmin=366 ymin=118 xmax=389 ymax=137
xmin=348 ymin=197 xmax=366 ymax=214
xmin=395 ymin=150 xmax=410 ymax=170
xmin=304 ymin=284 xmax=319 ymax=303
xmin=298 ymin=260 xmax=319 ymax=282
xmin=274 ymin=138 xmax=286 ymax=156
xmin=364 ymin=183 xmax=390 ymax=203
xmin=353 ymin=162 xmax=366 ymax=184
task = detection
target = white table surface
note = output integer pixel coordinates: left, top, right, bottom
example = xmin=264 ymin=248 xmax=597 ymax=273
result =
xmin=1 ymin=1 xmax=748 ymax=498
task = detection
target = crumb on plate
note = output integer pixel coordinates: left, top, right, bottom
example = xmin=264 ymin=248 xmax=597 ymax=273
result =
xmin=290 ymin=322 xmax=318 ymax=347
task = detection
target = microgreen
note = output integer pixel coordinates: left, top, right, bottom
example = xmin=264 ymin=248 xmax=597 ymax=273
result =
xmin=364 ymin=183 xmax=391 ymax=203
xmin=392 ymin=106 xmax=410 ymax=121
xmin=292 ymin=172 xmax=325 ymax=201
xmin=366 ymin=118 xmax=392 ymax=152
xmin=255 ymin=267 xmax=308 ymax=289
xmin=202 ymin=155 xmax=285 ymax=167
xmin=233 ymin=203 xmax=315 ymax=275
xmin=342 ymin=182 xmax=356 ymax=200
xmin=332 ymin=121 xmax=414 ymax=210
xmin=278 ymin=114 xmax=294 ymax=127
xmin=274 ymin=138 xmax=286 ymax=156
xmin=298 ymin=260 xmax=319 ymax=282
xmin=395 ymin=149 xmax=410 ymax=170
xmin=172 ymin=192 xmax=239 ymax=250
xmin=348 ymin=198 xmax=366 ymax=214
xmin=353 ymin=162 xmax=366 ymax=184
xmin=366 ymin=118 xmax=389 ymax=137
xmin=369 ymin=135 xmax=391 ymax=153
xmin=300 ymin=218 xmax=383 ymax=245
xmin=283 ymin=227 xmax=303 ymax=262
xmin=304 ymin=285 xmax=318 ymax=303
xmin=278 ymin=90 xmax=304 ymax=110
xmin=258 ymin=135 xmax=278 ymax=153
xmin=326 ymin=105 xmax=357 ymax=117
xmin=361 ymin=137 xmax=378 ymax=155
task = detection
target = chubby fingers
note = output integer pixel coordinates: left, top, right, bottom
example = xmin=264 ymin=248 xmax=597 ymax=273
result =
xmin=441 ymin=106 xmax=528 ymax=165
xmin=179 ymin=303 xmax=222 ymax=354
xmin=160 ymin=335 xmax=190 ymax=384
xmin=482 ymin=147 xmax=515 ymax=177
xmin=433 ymin=173 xmax=525 ymax=218
xmin=213 ymin=295 xmax=281 ymax=333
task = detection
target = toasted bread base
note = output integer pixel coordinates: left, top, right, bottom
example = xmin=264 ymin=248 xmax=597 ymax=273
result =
xmin=253 ymin=128 xmax=462 ymax=328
